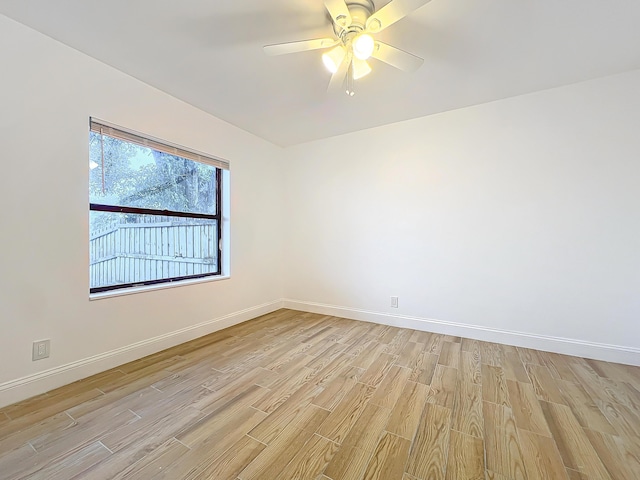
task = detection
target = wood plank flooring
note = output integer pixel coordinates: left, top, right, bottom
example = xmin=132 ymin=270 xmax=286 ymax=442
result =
xmin=1 ymin=309 xmax=639 ymax=479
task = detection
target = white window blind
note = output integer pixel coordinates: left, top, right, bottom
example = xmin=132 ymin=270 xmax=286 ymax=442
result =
xmin=90 ymin=118 xmax=230 ymax=171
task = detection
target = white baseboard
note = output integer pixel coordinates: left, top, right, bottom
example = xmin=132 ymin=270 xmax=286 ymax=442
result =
xmin=0 ymin=300 xmax=283 ymax=409
xmin=3 ymin=298 xmax=637 ymax=409
xmin=283 ymin=299 xmax=640 ymax=367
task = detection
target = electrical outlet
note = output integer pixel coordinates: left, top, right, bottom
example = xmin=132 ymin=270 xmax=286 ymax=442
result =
xmin=391 ymin=296 xmax=399 ymax=308
xmin=32 ymin=340 xmax=50 ymax=361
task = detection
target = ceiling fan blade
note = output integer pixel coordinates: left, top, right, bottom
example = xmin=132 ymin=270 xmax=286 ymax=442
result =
xmin=324 ymin=0 xmax=352 ymax=29
xmin=371 ymin=41 xmax=424 ymax=72
xmin=327 ymin=53 xmax=350 ymax=93
xmin=366 ymin=0 xmax=432 ymax=32
xmin=264 ymin=38 xmax=338 ymax=56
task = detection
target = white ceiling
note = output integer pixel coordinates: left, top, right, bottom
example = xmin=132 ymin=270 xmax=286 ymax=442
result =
xmin=1 ymin=0 xmax=639 ymax=146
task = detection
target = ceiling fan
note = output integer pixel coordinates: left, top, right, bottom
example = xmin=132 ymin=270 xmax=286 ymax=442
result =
xmin=264 ymin=0 xmax=432 ymax=96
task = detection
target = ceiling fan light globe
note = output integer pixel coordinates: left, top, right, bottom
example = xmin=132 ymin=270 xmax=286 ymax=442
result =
xmin=322 ymin=46 xmax=346 ymax=73
xmin=322 ymin=54 xmax=338 ymax=73
xmin=353 ymin=33 xmax=375 ymax=60
xmin=352 ymin=58 xmax=372 ymax=79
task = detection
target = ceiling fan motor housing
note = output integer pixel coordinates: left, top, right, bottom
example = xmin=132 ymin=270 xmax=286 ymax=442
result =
xmin=333 ymin=0 xmax=375 ymax=40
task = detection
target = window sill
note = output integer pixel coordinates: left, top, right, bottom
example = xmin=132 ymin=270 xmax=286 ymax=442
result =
xmin=89 ymin=274 xmax=230 ymax=301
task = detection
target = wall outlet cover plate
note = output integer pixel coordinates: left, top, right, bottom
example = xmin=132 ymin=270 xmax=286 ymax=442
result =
xmin=32 ymin=340 xmax=50 ymax=361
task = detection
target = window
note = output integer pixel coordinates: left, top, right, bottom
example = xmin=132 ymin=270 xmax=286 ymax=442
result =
xmin=89 ymin=119 xmax=228 ymax=294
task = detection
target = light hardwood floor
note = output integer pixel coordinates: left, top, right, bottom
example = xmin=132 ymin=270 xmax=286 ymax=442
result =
xmin=1 ymin=309 xmax=639 ymax=479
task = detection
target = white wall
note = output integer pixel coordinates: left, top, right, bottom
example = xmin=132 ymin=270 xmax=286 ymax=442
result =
xmin=0 ymin=15 xmax=285 ymax=406
xmin=284 ymin=69 xmax=640 ymax=363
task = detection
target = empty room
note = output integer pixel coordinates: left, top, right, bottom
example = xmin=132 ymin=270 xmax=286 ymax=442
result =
xmin=0 ymin=0 xmax=639 ymax=479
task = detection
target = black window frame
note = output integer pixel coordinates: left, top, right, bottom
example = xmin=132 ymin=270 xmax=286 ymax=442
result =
xmin=89 ymin=120 xmax=225 ymax=294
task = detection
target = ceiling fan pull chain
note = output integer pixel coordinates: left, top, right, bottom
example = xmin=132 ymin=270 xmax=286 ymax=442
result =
xmin=346 ymin=62 xmax=355 ymax=96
